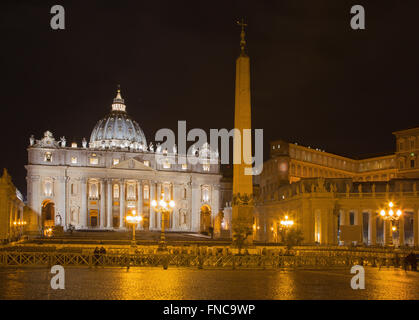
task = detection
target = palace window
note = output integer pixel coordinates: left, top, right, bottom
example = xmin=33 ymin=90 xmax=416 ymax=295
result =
xmin=143 ymin=185 xmax=149 ymax=200
xmin=44 ymin=152 xmax=52 ymax=162
xmin=411 ymin=139 xmax=415 ymax=150
xmin=181 ymin=163 xmax=188 ymax=170
xmin=144 ymin=160 xmax=150 ymax=167
xmin=113 ymin=184 xmax=119 ymax=199
xmin=399 ymin=141 xmax=404 ymax=151
xmin=113 ymin=158 xmax=120 ymax=165
xmin=400 ymin=159 xmax=405 ymax=169
xmin=71 ymin=142 xmax=77 ymax=148
xmin=71 ymin=157 xmax=77 ymax=164
xmin=411 ymin=159 xmax=415 ymax=168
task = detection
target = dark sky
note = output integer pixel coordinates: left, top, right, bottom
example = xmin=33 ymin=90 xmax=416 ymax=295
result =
xmin=2 ymin=0 xmax=419 ymax=194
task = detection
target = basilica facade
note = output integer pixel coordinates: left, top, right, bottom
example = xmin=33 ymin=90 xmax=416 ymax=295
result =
xmin=25 ymin=89 xmax=225 ymax=233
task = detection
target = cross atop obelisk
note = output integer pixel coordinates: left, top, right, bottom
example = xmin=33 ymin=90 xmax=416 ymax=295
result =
xmin=236 ymin=18 xmax=248 ymax=54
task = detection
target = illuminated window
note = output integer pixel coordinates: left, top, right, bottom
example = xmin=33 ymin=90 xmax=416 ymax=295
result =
xmin=71 ymin=157 xmax=77 ymax=164
xmin=143 ymin=185 xmax=149 ymax=200
xmin=203 ymin=163 xmax=210 ymax=172
xmin=90 ymin=155 xmax=98 ymax=165
xmin=89 ymin=182 xmax=99 ymax=199
xmin=144 ymin=160 xmax=150 ymax=167
xmin=163 ymin=160 xmax=171 ymax=169
xmin=181 ymin=163 xmax=187 ymax=170
xmin=113 ymin=158 xmax=119 ymax=165
xmin=44 ymin=152 xmax=52 ymax=162
xmin=113 ymin=184 xmax=119 ymax=199
xmin=71 ymin=142 xmax=77 ymax=148
xmin=127 ymin=183 xmax=136 ymax=200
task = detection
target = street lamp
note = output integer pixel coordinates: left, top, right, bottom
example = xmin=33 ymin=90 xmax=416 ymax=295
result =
xmin=280 ymin=215 xmax=294 ymax=228
xmin=126 ymin=210 xmax=142 ymax=245
xmin=379 ymin=201 xmax=403 ymax=245
xmin=151 ymin=193 xmax=175 ymax=251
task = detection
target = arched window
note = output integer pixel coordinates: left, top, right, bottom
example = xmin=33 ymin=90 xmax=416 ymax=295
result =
xmin=127 ymin=183 xmax=136 ymax=200
xmin=44 ymin=180 xmax=53 ymax=196
xmin=201 ymin=185 xmax=210 ymax=202
xmin=89 ymin=182 xmax=98 ymax=199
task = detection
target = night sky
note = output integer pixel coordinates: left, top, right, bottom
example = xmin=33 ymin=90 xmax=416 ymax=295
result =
xmin=2 ymin=0 xmax=419 ymax=194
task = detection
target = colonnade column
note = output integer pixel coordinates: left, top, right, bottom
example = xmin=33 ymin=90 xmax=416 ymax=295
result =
xmin=414 ymin=207 xmax=418 ymax=247
xmin=80 ymin=178 xmax=87 ymax=228
xmin=100 ymin=179 xmax=105 ymax=228
xmin=399 ymin=214 xmax=405 ymax=246
xmin=368 ymin=212 xmax=376 ymax=245
xmin=357 ymin=210 xmax=364 ymax=244
xmin=149 ymin=180 xmax=155 ymax=230
xmin=383 ymin=219 xmax=391 ymax=246
xmin=119 ymin=179 xmax=125 ymax=229
xmin=137 ymin=180 xmax=143 ymax=230
xmin=106 ymin=179 xmax=113 ymax=229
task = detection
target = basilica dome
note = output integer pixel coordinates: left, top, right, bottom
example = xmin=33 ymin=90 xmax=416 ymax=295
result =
xmin=89 ymin=88 xmax=147 ymax=150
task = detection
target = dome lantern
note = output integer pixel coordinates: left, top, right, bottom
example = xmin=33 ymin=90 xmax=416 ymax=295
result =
xmin=89 ymin=86 xmax=147 ymax=150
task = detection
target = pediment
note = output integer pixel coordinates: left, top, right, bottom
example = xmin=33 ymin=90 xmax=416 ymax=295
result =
xmin=112 ymin=158 xmax=154 ymax=171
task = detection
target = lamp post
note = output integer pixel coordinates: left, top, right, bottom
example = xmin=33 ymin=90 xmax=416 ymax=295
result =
xmin=379 ymin=201 xmax=402 ymax=246
xmin=126 ymin=210 xmax=142 ymax=245
xmin=151 ymin=194 xmax=175 ymax=251
xmin=279 ymin=215 xmax=294 ymax=243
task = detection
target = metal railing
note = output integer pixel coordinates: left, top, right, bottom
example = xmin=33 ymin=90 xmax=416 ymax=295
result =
xmin=0 ymin=251 xmax=406 ymax=269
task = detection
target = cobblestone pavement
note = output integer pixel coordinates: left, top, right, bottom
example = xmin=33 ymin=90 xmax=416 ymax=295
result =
xmin=0 ymin=267 xmax=418 ymax=300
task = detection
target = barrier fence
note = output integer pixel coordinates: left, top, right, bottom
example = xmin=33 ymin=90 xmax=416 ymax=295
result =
xmin=0 ymin=250 xmax=410 ymax=269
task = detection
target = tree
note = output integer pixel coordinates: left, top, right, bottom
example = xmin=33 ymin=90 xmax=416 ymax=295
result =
xmin=232 ymin=218 xmax=252 ymax=255
xmin=283 ymin=229 xmax=304 ymax=251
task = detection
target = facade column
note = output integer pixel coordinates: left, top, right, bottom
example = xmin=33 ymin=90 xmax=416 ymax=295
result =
xmin=191 ymin=182 xmax=200 ymax=232
xmin=27 ymin=175 xmax=41 ymax=230
xmin=106 ymin=179 xmax=113 ymax=229
xmin=65 ymin=177 xmax=70 ymax=229
xmin=157 ymin=182 xmax=162 ymax=229
xmin=56 ymin=176 xmax=66 ymax=227
xmin=399 ymin=214 xmax=405 ymax=246
xmin=368 ymin=211 xmax=376 ymax=245
xmin=149 ymin=180 xmax=155 ymax=230
xmin=137 ymin=180 xmax=143 ymax=230
xmin=80 ymin=178 xmax=87 ymax=228
xmin=212 ymin=184 xmax=220 ymax=228
xmin=119 ymin=179 xmax=125 ymax=229
xmin=100 ymin=179 xmax=105 ymax=228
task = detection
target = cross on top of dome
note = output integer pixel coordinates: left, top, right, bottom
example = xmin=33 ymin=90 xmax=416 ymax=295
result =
xmin=112 ymin=85 xmax=126 ymax=112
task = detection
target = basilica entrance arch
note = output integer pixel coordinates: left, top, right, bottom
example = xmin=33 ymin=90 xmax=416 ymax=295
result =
xmin=41 ymin=200 xmax=55 ymax=229
xmin=200 ymin=205 xmax=211 ymax=234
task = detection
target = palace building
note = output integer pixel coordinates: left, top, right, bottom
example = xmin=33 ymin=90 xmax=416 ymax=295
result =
xmin=25 ymin=89 xmax=224 ymax=234
xmin=254 ymin=127 xmax=419 ymax=247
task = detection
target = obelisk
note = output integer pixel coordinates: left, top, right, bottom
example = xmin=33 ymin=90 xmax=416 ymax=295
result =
xmin=232 ymin=19 xmax=254 ymax=243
